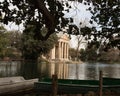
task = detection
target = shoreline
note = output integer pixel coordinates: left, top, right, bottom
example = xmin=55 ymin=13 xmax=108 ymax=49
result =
xmin=49 ymin=59 xmax=83 ymax=64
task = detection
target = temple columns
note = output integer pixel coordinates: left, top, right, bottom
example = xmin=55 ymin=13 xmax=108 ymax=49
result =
xmin=57 ymin=42 xmax=69 ymax=60
xmin=50 ymin=34 xmax=69 ymax=61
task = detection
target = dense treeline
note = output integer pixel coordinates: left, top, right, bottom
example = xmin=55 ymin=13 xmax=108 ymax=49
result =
xmin=69 ymin=47 xmax=120 ymax=63
xmin=0 ymin=25 xmax=58 ymax=61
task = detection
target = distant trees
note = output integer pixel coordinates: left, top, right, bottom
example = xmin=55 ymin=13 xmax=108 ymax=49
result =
xmin=79 ymin=46 xmax=120 ymax=63
xmin=0 ymin=25 xmax=58 ymax=60
xmin=0 ymin=26 xmax=9 ymax=59
xmin=69 ymin=48 xmax=77 ymax=61
xmin=0 ymin=25 xmax=22 ymax=59
xmin=75 ymin=35 xmax=84 ymax=61
xmin=70 ymin=43 xmax=120 ymax=63
xmin=79 ymin=46 xmax=98 ymax=61
xmin=97 ymin=48 xmax=120 ymax=63
xmin=21 ymin=26 xmax=58 ymax=61
xmin=7 ymin=30 xmax=22 ymax=50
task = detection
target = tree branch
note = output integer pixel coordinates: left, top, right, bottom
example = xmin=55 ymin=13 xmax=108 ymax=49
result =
xmin=32 ymin=0 xmax=55 ymax=40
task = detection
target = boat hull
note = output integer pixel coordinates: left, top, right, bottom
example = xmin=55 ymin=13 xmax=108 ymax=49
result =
xmin=34 ymin=78 xmax=120 ymax=95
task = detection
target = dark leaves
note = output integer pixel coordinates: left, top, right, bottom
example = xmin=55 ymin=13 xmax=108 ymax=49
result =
xmin=90 ymin=0 xmax=120 ymax=49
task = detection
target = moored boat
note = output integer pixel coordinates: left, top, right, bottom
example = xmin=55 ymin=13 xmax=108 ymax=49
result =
xmin=34 ymin=77 xmax=120 ymax=95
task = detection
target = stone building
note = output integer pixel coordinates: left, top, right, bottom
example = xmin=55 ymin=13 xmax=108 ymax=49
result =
xmin=49 ymin=33 xmax=70 ymax=61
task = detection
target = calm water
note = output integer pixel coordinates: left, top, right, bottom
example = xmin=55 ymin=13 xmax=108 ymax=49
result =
xmin=0 ymin=61 xmax=120 ymax=80
xmin=0 ymin=61 xmax=120 ymax=96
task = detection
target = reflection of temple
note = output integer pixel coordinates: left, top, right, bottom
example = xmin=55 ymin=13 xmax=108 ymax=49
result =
xmin=48 ymin=62 xmax=69 ymax=79
xmin=50 ymin=33 xmax=70 ymax=61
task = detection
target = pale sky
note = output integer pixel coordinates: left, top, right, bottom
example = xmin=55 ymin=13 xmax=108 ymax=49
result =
xmin=4 ymin=22 xmax=24 ymax=31
xmin=64 ymin=1 xmax=93 ymax=49
xmin=63 ymin=1 xmax=93 ymax=28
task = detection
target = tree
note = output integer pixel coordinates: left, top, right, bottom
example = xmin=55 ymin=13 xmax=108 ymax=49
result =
xmin=7 ymin=30 xmax=22 ymax=49
xmin=0 ymin=0 xmax=69 ymax=40
xmin=0 ymin=0 xmax=119 ymax=49
xmin=75 ymin=35 xmax=85 ymax=60
xmin=85 ymin=0 xmax=120 ymax=49
xmin=0 ymin=25 xmax=22 ymax=59
xmin=79 ymin=45 xmax=98 ymax=61
xmin=97 ymin=48 xmax=120 ymax=62
xmin=0 ymin=26 xmax=15 ymax=59
xmin=69 ymin=48 xmax=77 ymax=61
xmin=21 ymin=25 xmax=58 ymax=60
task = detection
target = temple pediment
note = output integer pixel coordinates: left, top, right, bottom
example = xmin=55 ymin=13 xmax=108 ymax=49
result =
xmin=57 ymin=33 xmax=70 ymax=43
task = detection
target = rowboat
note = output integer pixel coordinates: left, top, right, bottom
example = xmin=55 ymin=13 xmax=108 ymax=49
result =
xmin=0 ymin=76 xmax=38 ymax=96
xmin=34 ymin=77 xmax=120 ymax=95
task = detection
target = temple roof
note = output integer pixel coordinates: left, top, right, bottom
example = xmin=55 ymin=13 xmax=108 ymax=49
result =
xmin=57 ymin=32 xmax=70 ymax=41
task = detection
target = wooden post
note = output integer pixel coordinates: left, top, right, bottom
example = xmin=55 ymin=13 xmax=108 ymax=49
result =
xmin=99 ymin=70 xmax=103 ymax=96
xmin=52 ymin=74 xmax=58 ymax=96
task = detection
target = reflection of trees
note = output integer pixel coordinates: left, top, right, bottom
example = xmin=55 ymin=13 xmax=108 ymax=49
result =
xmin=103 ymin=67 xmax=114 ymax=78
xmin=75 ymin=64 xmax=79 ymax=79
xmin=0 ymin=61 xmax=21 ymax=77
xmin=1 ymin=61 xmax=120 ymax=80
xmin=20 ymin=61 xmax=39 ymax=79
xmin=84 ymin=63 xmax=99 ymax=80
xmin=37 ymin=62 xmax=50 ymax=79
xmin=102 ymin=65 xmax=120 ymax=78
xmin=19 ymin=61 xmax=120 ymax=80
xmin=69 ymin=63 xmax=86 ymax=79
xmin=86 ymin=67 xmax=97 ymax=80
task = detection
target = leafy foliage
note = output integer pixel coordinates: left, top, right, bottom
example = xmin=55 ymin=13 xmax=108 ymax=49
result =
xmin=80 ymin=46 xmax=120 ymax=63
xmin=0 ymin=25 xmax=58 ymax=60
xmin=79 ymin=46 xmax=98 ymax=61
xmin=0 ymin=26 xmax=18 ymax=58
xmin=69 ymin=48 xmax=77 ymax=60
xmin=21 ymin=25 xmax=58 ymax=60
xmin=87 ymin=0 xmax=120 ymax=49
xmin=0 ymin=0 xmax=69 ymax=40
xmin=0 ymin=0 xmax=119 ymax=49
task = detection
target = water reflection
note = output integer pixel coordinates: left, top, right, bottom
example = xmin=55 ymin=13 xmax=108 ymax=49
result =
xmin=0 ymin=61 xmax=120 ymax=80
xmin=102 ymin=63 xmax=120 ymax=78
xmin=20 ymin=61 xmax=39 ymax=79
xmin=0 ymin=61 xmax=21 ymax=77
xmin=71 ymin=62 xmax=120 ymax=80
xmin=38 ymin=62 xmax=69 ymax=79
xmin=53 ymin=62 xmax=69 ymax=79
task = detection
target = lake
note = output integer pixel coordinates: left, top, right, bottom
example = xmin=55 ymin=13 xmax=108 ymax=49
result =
xmin=0 ymin=61 xmax=120 ymax=96
xmin=0 ymin=61 xmax=120 ymax=80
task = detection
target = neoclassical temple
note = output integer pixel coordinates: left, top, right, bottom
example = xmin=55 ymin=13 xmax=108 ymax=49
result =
xmin=49 ymin=33 xmax=70 ymax=61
